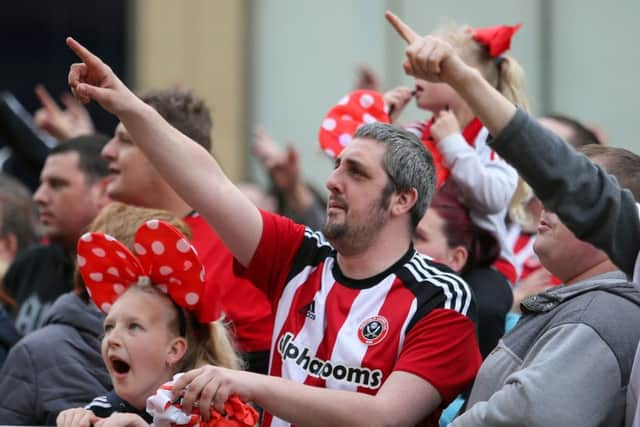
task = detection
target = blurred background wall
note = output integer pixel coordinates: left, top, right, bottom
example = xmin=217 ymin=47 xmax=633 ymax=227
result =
xmin=1 ymin=0 xmax=638 ymax=191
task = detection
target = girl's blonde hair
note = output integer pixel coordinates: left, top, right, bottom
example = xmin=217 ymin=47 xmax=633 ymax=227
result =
xmin=508 ymin=179 xmax=536 ymax=228
xmin=438 ymin=24 xmax=529 ymax=111
xmin=439 ymin=24 xmax=531 ymax=216
xmin=179 ymin=316 xmax=243 ymax=371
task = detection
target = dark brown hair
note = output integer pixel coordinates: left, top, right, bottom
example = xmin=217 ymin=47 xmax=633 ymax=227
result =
xmin=580 ymin=145 xmax=640 ymax=200
xmin=139 ymin=87 xmax=213 ymax=152
xmin=429 ymin=185 xmax=500 ymax=274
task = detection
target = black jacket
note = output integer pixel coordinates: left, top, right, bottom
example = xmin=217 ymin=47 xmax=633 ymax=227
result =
xmin=4 ymin=243 xmax=75 ymax=335
xmin=0 ymin=305 xmax=19 ymax=367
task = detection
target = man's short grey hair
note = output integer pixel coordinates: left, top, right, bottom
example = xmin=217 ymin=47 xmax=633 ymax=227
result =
xmin=354 ymin=122 xmax=435 ymax=228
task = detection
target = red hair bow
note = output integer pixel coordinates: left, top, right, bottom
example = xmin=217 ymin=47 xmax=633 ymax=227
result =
xmin=77 ymin=220 xmax=220 ymax=323
xmin=318 ymin=90 xmax=390 ymax=159
xmin=472 ymin=24 xmax=521 ymax=57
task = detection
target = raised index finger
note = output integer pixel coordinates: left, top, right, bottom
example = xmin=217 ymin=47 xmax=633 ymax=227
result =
xmin=66 ymin=37 xmax=103 ymax=67
xmin=34 ymin=85 xmax=61 ymax=113
xmin=385 ymin=11 xmax=419 ymax=44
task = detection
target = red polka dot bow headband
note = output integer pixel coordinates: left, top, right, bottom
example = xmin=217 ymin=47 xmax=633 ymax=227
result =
xmin=77 ymin=220 xmax=216 ymax=323
xmin=318 ymin=89 xmax=390 ymax=159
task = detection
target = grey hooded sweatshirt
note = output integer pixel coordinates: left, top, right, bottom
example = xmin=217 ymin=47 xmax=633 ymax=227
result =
xmin=451 ymin=271 xmax=640 ymax=427
xmin=485 ymin=108 xmax=640 ymax=426
xmin=0 ymin=292 xmax=110 ymax=425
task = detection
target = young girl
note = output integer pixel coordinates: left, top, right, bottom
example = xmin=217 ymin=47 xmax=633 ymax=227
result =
xmin=318 ymin=23 xmax=527 ymax=285
xmin=56 ymin=215 xmax=254 ymax=427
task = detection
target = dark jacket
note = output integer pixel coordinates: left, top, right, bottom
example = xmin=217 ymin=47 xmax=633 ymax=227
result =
xmin=0 ymin=292 xmax=110 ymax=425
xmin=0 ymin=305 xmax=19 ymax=367
xmin=86 ymin=391 xmax=152 ymax=423
xmin=489 ymin=109 xmax=640 ymax=278
xmin=4 ymin=243 xmax=75 ymax=335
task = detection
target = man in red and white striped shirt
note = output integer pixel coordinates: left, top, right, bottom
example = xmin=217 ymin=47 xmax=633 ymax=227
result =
xmin=66 ymin=37 xmax=482 ymax=427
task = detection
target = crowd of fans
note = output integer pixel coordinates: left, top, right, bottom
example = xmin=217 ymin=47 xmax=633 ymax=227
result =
xmin=0 ymin=9 xmax=637 ymax=427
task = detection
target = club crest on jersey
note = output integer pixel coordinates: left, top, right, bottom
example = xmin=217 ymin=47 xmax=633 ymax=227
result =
xmin=358 ymin=315 xmax=389 ymax=346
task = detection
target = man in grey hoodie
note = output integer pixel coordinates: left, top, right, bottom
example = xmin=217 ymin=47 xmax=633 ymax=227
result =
xmin=385 ymin=12 xmax=640 ymax=426
xmin=450 ymin=146 xmax=640 ymax=426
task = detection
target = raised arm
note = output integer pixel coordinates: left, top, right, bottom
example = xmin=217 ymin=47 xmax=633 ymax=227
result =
xmin=385 ymin=11 xmax=640 ymax=277
xmin=66 ymin=37 xmax=261 ymax=266
xmin=385 ymin=11 xmax=516 ymax=140
xmin=488 ymin=110 xmax=640 ymax=277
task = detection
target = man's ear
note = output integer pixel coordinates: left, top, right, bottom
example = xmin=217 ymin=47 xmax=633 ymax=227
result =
xmin=91 ymin=177 xmax=112 ymax=209
xmin=391 ymin=188 xmax=418 ymax=217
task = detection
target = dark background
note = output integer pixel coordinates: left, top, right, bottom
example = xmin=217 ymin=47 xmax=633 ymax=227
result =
xmin=0 ymin=0 xmax=129 ymax=135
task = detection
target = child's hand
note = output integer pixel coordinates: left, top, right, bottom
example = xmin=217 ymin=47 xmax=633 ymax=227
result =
xmin=93 ymin=413 xmax=149 ymax=427
xmin=56 ymin=407 xmax=95 ymax=427
xmin=383 ymin=86 xmax=413 ymax=122
xmin=431 ymin=110 xmax=461 ymax=143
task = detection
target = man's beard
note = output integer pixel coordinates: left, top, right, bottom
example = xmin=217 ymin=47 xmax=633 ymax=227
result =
xmin=323 ymin=197 xmax=389 ymax=256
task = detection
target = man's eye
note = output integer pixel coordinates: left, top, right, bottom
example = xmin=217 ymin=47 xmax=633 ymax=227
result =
xmin=49 ymin=180 xmax=66 ymax=189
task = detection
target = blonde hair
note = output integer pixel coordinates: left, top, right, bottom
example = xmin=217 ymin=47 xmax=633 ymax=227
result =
xmin=438 ymin=24 xmax=529 ymax=111
xmin=178 ymin=317 xmax=243 ymax=371
xmin=508 ymin=179 xmax=536 ymax=227
xmin=81 ymin=202 xmax=242 ymax=371
xmin=439 ymin=24 xmax=531 ymax=215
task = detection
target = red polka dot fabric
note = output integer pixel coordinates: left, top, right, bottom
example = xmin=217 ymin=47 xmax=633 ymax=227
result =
xmin=318 ymin=90 xmax=390 ymax=158
xmin=77 ymin=220 xmax=219 ymax=323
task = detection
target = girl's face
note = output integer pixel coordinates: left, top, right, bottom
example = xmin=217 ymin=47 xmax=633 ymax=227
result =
xmin=414 ymin=78 xmax=463 ymax=114
xmin=101 ymin=288 xmax=186 ymax=409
